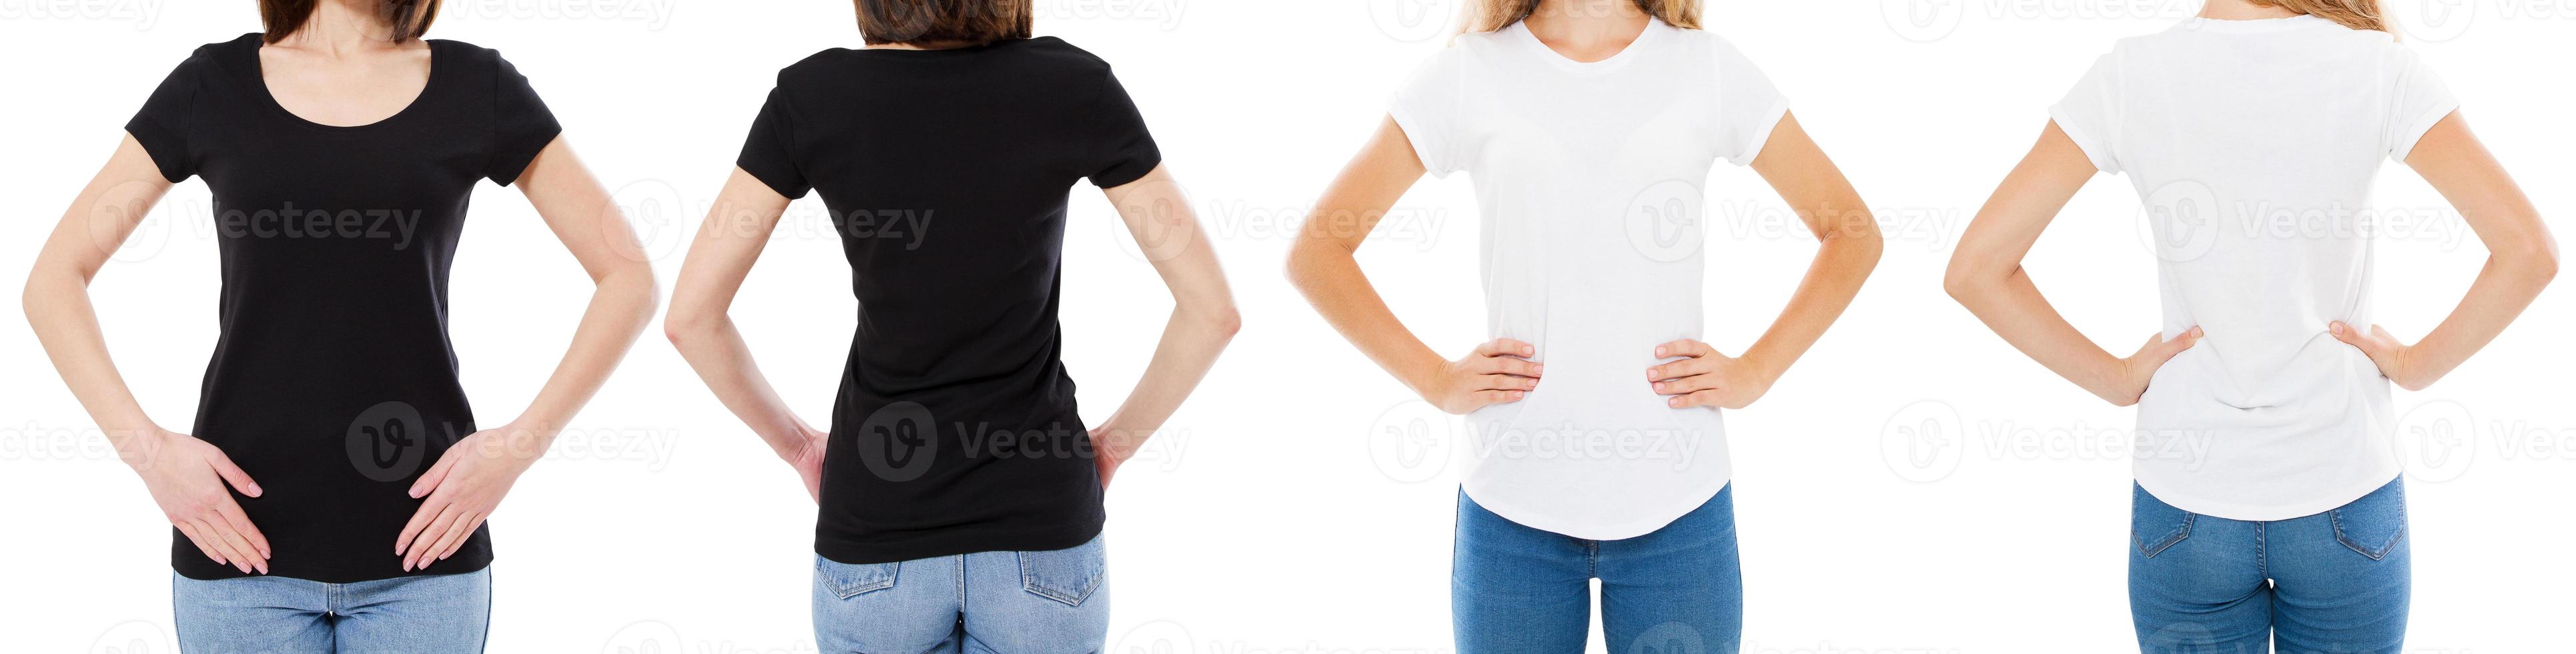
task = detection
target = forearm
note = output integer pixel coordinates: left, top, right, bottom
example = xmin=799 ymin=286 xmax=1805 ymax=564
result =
xmin=1286 ymin=246 xmax=1446 ymax=394
xmin=1090 ymin=302 xmax=1238 ymax=456
xmin=499 ymin=266 xmax=657 ymax=452
xmin=23 ymin=270 xmax=164 ymax=450
xmin=1950 ymin=266 xmax=2126 ymax=402
xmin=1738 ymin=214 xmax=1881 ymax=380
xmin=667 ymin=314 xmax=815 ymax=460
xmin=2402 ymin=248 xmax=2557 ymax=386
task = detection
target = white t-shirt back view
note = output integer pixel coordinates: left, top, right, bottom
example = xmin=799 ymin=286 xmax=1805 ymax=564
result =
xmin=1390 ymin=20 xmax=1789 ymax=540
xmin=2050 ymin=15 xmax=2458 ymax=521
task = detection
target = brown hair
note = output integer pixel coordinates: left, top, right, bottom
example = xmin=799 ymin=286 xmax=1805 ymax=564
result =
xmin=260 ymin=0 xmax=442 ymax=43
xmin=1465 ymin=0 xmax=1703 ymax=33
xmin=855 ymin=0 xmax=1033 ymax=46
xmin=2247 ymin=0 xmax=2391 ymax=33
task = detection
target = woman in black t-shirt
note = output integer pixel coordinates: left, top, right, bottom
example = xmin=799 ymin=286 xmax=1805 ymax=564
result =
xmin=24 ymin=1 xmax=655 ymax=651
xmin=664 ymin=1 xmax=1238 ymax=649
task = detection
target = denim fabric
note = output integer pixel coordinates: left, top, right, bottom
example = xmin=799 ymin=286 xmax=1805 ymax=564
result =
xmin=2131 ymin=478 xmax=2409 ymax=653
xmin=1453 ymin=485 xmax=1741 ymax=654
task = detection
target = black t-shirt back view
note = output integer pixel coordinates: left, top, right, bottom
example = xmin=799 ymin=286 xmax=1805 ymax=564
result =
xmin=125 ymin=33 xmax=560 ymax=583
xmin=735 ymin=37 xmax=1160 ymax=564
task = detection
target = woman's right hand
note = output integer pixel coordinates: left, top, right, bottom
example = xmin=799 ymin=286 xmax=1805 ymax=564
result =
xmin=1414 ymin=338 xmax=1542 ymax=414
xmin=128 ymin=430 xmax=269 ymax=574
xmin=2093 ymin=328 xmax=2202 ymax=406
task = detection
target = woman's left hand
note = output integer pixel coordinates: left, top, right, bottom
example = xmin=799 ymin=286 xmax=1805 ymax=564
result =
xmin=1091 ymin=426 xmax=1135 ymax=490
xmin=1648 ymin=339 xmax=1775 ymax=410
xmin=395 ymin=424 xmax=542 ymax=571
xmin=2330 ymin=322 xmax=2434 ymax=390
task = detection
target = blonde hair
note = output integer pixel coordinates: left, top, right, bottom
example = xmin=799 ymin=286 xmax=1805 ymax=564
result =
xmin=2246 ymin=0 xmax=2391 ymax=33
xmin=1464 ymin=0 xmax=1702 ymax=33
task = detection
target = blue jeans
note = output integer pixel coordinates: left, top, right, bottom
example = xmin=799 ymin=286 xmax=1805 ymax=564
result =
xmin=811 ymin=535 xmax=1110 ymax=653
xmin=172 ymin=568 xmax=490 ymax=653
xmin=1453 ymin=485 xmax=1742 ymax=654
xmin=2130 ymin=478 xmax=2409 ymax=653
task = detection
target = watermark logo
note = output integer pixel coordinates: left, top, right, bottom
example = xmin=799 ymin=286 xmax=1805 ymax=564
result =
xmin=1881 ymin=0 xmax=1966 ymax=42
xmin=346 ymin=401 xmax=432 ymax=482
xmin=2136 ymin=178 xmax=2220 ymax=262
xmin=854 ymin=402 xmax=937 ymax=482
xmin=1881 ymin=400 xmax=1966 ymax=483
xmin=2393 ymin=399 xmax=2477 ymax=483
xmin=87 ymin=620 xmax=173 ymax=654
xmin=597 ymin=619 xmax=685 ymax=654
xmin=1368 ymin=0 xmax=1457 ymax=42
xmin=1627 ymin=621 xmax=1707 ymax=654
xmin=1368 ymin=400 xmax=1460 ymax=483
xmin=1624 ymin=178 xmax=1707 ymax=262
xmin=1110 ymin=619 xmax=1199 ymax=654
xmin=2404 ymin=0 xmax=2480 ymax=41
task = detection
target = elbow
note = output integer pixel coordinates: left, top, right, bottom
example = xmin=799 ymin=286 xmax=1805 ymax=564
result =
xmin=1942 ymin=260 xmax=1992 ymax=303
xmin=662 ymin=305 xmax=714 ymax=348
xmin=1194 ymin=300 xmax=1242 ymax=342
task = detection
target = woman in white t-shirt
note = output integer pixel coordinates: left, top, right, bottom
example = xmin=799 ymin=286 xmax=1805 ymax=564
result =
xmin=1288 ymin=1 xmax=1881 ymax=651
xmin=1946 ymin=1 xmax=2557 ymax=650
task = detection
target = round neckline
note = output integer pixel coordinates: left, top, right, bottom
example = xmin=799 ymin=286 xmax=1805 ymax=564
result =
xmin=1507 ymin=19 xmax=1665 ymax=73
xmin=246 ymin=34 xmax=442 ymax=132
xmin=2178 ymin=13 xmax=2326 ymax=33
xmin=848 ymin=36 xmax=1049 ymax=58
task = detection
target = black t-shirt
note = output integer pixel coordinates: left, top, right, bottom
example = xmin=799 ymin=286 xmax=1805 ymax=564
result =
xmin=735 ymin=37 xmax=1160 ymax=564
xmin=126 ymin=33 xmax=560 ymax=583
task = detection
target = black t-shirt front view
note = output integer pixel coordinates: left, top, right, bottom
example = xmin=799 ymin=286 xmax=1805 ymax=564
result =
xmin=735 ymin=37 xmax=1161 ymax=564
xmin=126 ymin=33 xmax=561 ymax=583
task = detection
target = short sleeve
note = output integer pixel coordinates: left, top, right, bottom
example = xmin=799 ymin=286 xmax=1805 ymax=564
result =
xmin=734 ymin=87 xmax=811 ymax=199
xmin=1082 ymin=71 xmax=1162 ymax=188
xmin=2384 ymin=49 xmax=2459 ymax=164
xmin=484 ymin=53 xmax=563 ymax=186
xmin=1705 ymin=37 xmax=1791 ymax=167
xmin=2048 ymin=53 xmax=2124 ymax=175
xmin=1387 ymin=45 xmax=1468 ymax=178
xmin=124 ymin=53 xmax=204 ymax=183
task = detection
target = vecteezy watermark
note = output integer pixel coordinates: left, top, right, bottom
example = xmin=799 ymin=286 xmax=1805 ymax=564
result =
xmin=2390 ymin=398 xmax=2576 ymax=483
xmin=0 ymin=0 xmax=165 ymax=29
xmin=1879 ymin=400 xmax=2221 ymax=483
xmin=1881 ymin=0 xmax=2208 ymax=42
xmin=2134 ymin=178 xmax=2473 ymax=263
xmin=842 ymin=402 xmax=1191 ymax=482
xmin=1625 ymin=178 xmax=1708 ymax=262
xmin=2397 ymin=0 xmax=2576 ymax=42
xmin=598 ymin=619 xmax=817 ymax=654
xmin=442 ymin=0 xmax=680 ymax=31
xmin=346 ymin=401 xmax=443 ymax=482
xmin=1363 ymin=399 xmax=1712 ymax=483
xmin=1037 ymin=0 xmax=1187 ymax=30
xmin=87 ymin=619 xmax=174 ymax=654
xmin=1368 ymin=0 xmax=1458 ymax=42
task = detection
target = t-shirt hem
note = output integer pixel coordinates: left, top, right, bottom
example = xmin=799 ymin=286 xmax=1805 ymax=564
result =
xmin=2389 ymin=99 xmax=2461 ymax=164
xmin=2045 ymin=105 xmax=2120 ymax=174
xmin=1089 ymin=155 xmax=1162 ymax=189
xmin=734 ymin=157 xmax=811 ymax=199
xmin=1724 ymin=99 xmax=1793 ymax=167
xmin=486 ymin=126 xmax=562 ymax=187
xmin=171 ymin=554 xmax=494 ymax=584
xmin=2133 ymin=469 xmax=2403 ymax=522
xmin=1460 ymin=472 xmax=1732 ymax=541
xmin=815 ymin=520 xmax=1105 ymax=565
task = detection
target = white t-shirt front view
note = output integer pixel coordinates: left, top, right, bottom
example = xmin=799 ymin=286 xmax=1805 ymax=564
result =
xmin=1390 ymin=19 xmax=1790 ymax=540
xmin=2050 ymin=15 xmax=2458 ymax=521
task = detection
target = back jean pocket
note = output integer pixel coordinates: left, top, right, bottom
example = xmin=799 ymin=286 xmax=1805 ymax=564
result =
xmin=2130 ymin=485 xmax=2196 ymax=559
xmin=1018 ymin=537 xmax=1105 ymax=607
xmin=2330 ymin=478 xmax=2407 ymax=561
xmin=815 ymin=555 xmax=900 ymax=599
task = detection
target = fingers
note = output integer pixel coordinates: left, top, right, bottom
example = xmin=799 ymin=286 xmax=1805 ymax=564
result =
xmin=427 ymin=511 xmax=482 ymax=563
xmin=1646 ymin=355 xmax=1715 ymax=382
xmin=213 ymin=499 xmax=271 ymax=561
xmin=203 ymin=450 xmax=262 ymax=498
xmin=1667 ymin=390 xmax=1731 ymax=409
xmin=395 ymin=497 xmax=449 ymax=557
xmin=1472 ymin=338 xmax=1535 ymax=359
xmin=2327 ymin=322 xmax=2385 ymax=354
xmin=2141 ymin=326 xmax=2204 ymax=362
xmin=1470 ymin=355 xmax=1543 ymax=378
xmin=1474 ymin=374 xmax=1537 ymax=391
xmin=401 ymin=505 xmax=460 ymax=571
xmin=187 ymin=517 xmax=257 ymax=575
xmin=1468 ymin=389 xmax=1526 ymax=410
xmin=1653 ymin=339 xmax=1713 ymax=359
xmin=174 ymin=521 xmax=226 ymax=567
xmin=408 ymin=450 xmax=459 ymax=499
xmin=1652 ymin=374 xmax=1720 ymax=396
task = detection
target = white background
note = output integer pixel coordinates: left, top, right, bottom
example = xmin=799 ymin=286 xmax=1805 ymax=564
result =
xmin=3 ymin=1 xmax=2571 ymax=653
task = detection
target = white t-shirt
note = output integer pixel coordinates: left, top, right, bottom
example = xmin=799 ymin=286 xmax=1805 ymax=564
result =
xmin=1389 ymin=20 xmax=1789 ymax=540
xmin=2050 ymin=15 xmax=2458 ymax=521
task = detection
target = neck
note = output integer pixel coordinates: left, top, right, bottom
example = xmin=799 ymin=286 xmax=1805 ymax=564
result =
xmin=2198 ymin=0 xmax=2302 ymax=21
xmin=1522 ymin=0 xmax=1651 ymax=43
xmin=276 ymin=0 xmax=406 ymax=55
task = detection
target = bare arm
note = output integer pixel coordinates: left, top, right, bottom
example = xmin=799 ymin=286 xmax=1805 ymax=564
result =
xmin=1087 ymin=165 xmax=1242 ymax=486
xmin=397 ymin=137 xmax=659 ymax=569
xmin=1651 ymin=113 xmax=1883 ymax=410
xmin=1943 ymin=121 xmax=2202 ymax=406
xmin=1286 ymin=117 xmax=1539 ymax=415
xmin=25 ymin=135 xmax=270 ymax=574
xmin=2328 ymin=112 xmax=2559 ymax=389
xmin=664 ymin=168 xmax=828 ymax=497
